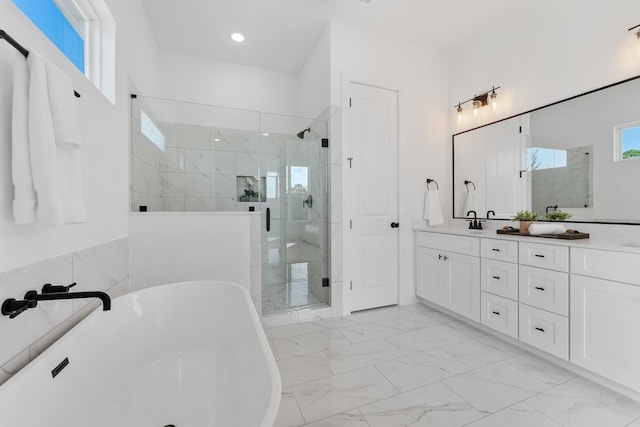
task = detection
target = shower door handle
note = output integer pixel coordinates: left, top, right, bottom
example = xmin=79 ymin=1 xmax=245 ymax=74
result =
xmin=266 ymin=208 xmax=271 ymax=232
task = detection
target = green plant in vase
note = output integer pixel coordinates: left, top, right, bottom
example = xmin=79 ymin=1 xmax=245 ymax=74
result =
xmin=546 ymin=210 xmax=573 ymax=221
xmin=512 ymin=210 xmax=539 ymax=234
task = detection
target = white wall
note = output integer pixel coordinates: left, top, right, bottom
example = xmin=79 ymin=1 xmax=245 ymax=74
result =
xmin=0 ymin=0 xmax=159 ymax=273
xmin=156 ymin=50 xmax=300 ymax=117
xmin=299 ymin=25 xmax=331 ymax=119
xmin=448 ymin=0 xmax=640 ymax=238
xmin=330 ymin=22 xmax=449 ymax=310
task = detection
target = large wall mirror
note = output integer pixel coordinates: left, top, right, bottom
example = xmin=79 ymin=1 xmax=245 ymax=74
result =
xmin=453 ymin=75 xmax=640 ymax=224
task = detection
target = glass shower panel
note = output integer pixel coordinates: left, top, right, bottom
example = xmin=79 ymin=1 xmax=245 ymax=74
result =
xmin=259 ymin=113 xmax=329 ymax=314
xmin=130 ymin=96 xmax=259 ymax=212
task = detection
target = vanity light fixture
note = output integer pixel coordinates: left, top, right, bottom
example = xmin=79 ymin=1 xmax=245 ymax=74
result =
xmin=454 ymin=86 xmax=501 ymax=122
xmin=230 ymin=32 xmax=246 ymax=43
xmin=628 ymin=24 xmax=640 ymax=58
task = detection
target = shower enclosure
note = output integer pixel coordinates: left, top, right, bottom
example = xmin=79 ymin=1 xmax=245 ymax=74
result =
xmin=130 ymin=95 xmax=330 ymax=315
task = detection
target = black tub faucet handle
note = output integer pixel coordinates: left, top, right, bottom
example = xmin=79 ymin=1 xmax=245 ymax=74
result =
xmin=42 ymin=282 xmax=77 ymax=294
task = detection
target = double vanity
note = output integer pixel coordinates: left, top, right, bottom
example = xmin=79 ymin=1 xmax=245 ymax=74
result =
xmin=414 ymin=226 xmax=640 ymax=396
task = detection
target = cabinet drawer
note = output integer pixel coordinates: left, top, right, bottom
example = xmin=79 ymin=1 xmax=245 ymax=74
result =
xmin=481 ymin=259 xmax=518 ymax=300
xmin=571 ymin=248 xmax=640 ymax=286
xmin=481 ymin=238 xmax=518 ymax=263
xmin=519 ymin=266 xmax=568 ymax=316
xmin=416 ymin=232 xmax=480 ymax=256
xmin=519 ymin=242 xmax=568 ymax=272
xmin=519 ymin=304 xmax=568 ymax=360
xmin=481 ymin=292 xmax=518 ymax=338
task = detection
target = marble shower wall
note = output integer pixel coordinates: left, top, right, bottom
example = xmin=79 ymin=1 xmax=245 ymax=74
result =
xmin=0 ymin=238 xmax=129 ymax=386
xmin=532 ymin=145 xmax=593 ymax=216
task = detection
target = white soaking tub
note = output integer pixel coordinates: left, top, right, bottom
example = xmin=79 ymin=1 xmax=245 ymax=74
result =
xmin=0 ymin=280 xmax=281 ymax=427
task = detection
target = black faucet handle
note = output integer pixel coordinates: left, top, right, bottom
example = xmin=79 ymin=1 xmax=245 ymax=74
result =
xmin=1 ymin=298 xmax=37 ymax=319
xmin=42 ymin=282 xmax=77 ymax=294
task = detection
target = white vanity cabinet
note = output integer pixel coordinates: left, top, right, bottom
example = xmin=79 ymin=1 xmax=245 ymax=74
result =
xmin=415 ymin=233 xmax=480 ymax=322
xmin=570 ymin=248 xmax=640 ymax=392
xmin=480 ymin=238 xmax=519 ymax=338
xmin=518 ymin=242 xmax=569 ymax=360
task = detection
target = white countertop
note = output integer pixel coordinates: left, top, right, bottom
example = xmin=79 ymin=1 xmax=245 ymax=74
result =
xmin=412 ymin=220 xmax=640 ymax=255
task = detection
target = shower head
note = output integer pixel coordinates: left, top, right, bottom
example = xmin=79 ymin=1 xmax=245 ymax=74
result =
xmin=297 ymin=128 xmax=311 ymax=139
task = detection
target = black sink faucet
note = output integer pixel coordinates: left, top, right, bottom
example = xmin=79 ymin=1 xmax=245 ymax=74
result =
xmin=466 ymin=210 xmax=482 ymax=230
xmin=1 ymin=283 xmax=111 ymax=319
xmin=546 ymin=205 xmax=558 ymax=215
xmin=486 ymin=210 xmax=496 ymax=219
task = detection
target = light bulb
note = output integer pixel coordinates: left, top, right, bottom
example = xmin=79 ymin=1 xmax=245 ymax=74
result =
xmin=457 ymin=104 xmax=463 ymax=124
xmin=473 ymin=100 xmax=481 ymax=117
xmin=628 ymin=26 xmax=640 ymax=59
xmin=490 ymin=90 xmax=498 ymax=112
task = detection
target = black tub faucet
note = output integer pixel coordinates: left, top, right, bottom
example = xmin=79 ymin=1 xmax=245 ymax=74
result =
xmin=466 ymin=210 xmax=482 ymax=230
xmin=1 ymin=283 xmax=111 ymax=319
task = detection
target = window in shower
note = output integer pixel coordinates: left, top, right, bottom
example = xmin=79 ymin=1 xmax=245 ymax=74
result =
xmin=289 ymin=166 xmax=309 ymax=193
xmin=266 ymin=171 xmax=279 ymax=199
xmin=140 ymin=110 xmax=165 ymax=151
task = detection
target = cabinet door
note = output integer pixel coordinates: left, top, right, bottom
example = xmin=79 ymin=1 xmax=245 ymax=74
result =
xmin=445 ymin=252 xmax=481 ymax=322
xmin=571 ymin=275 xmax=640 ymax=392
xmin=416 ymin=246 xmax=445 ymax=305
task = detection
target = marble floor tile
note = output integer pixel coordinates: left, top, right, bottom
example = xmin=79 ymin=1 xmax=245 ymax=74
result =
xmin=628 ymin=416 xmax=640 ymax=426
xmin=303 ymin=409 xmax=369 ymax=427
xmin=465 ymin=402 xmax=562 ymax=427
xmin=443 ymin=361 xmax=551 ymax=413
xmin=505 ymin=353 xmax=577 ymax=386
xmin=526 ymin=377 xmax=640 ymax=427
xmin=265 ymin=324 xmax=307 ymax=340
xmin=273 ymin=329 xmax=351 ymax=359
xmin=277 ymin=353 xmax=333 ymax=388
xmin=303 ymin=316 xmax=362 ymax=330
xmin=385 ymin=323 xmax=475 ymax=355
xmin=360 ymin=381 xmax=484 ymax=427
xmin=375 ymin=348 xmax=471 ymax=392
xmin=352 ymin=305 xmax=412 ymax=322
xmin=399 ymin=303 xmax=433 ymax=313
xmin=373 ymin=310 xmax=451 ymax=332
xmin=338 ymin=321 xmax=402 ymax=343
xmin=274 ymin=389 xmax=305 ymax=427
xmin=440 ymin=335 xmax=522 ymax=368
xmin=320 ymin=338 xmax=404 ymax=374
xmin=292 ymin=366 xmax=398 ymax=423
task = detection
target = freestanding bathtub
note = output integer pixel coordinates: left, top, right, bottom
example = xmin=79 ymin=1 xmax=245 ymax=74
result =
xmin=0 ymin=280 xmax=281 ymax=427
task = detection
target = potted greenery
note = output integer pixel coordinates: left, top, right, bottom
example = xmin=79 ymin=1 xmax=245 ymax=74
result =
xmin=546 ymin=210 xmax=573 ymax=221
xmin=512 ymin=210 xmax=538 ymax=234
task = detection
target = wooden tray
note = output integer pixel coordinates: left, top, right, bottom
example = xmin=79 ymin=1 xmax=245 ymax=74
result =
xmin=496 ymin=229 xmax=590 ymax=240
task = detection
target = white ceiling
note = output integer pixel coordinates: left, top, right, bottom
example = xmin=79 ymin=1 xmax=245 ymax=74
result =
xmin=140 ymin=0 xmax=528 ymax=73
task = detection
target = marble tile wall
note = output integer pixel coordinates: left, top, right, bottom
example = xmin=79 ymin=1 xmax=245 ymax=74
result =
xmin=0 ymin=238 xmax=129 ymax=387
xmin=532 ymin=145 xmax=593 ymax=215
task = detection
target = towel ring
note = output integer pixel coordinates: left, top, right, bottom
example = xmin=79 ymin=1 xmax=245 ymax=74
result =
xmin=464 ymin=180 xmax=476 ymax=191
xmin=426 ymin=179 xmax=439 ymax=190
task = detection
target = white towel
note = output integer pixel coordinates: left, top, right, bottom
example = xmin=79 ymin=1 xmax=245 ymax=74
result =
xmin=46 ymin=59 xmax=81 ymax=149
xmin=528 ymin=224 xmax=566 ymax=235
xmin=12 ymin=57 xmax=37 ymax=224
xmin=463 ymin=189 xmax=477 ymax=215
xmin=26 ymin=51 xmax=85 ymax=225
xmin=423 ymin=189 xmax=444 ymax=225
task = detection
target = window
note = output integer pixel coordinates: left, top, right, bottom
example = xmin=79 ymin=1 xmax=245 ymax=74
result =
xmin=615 ymin=122 xmax=640 ymax=161
xmin=289 ymin=166 xmax=309 ymax=193
xmin=13 ymin=0 xmax=116 ymax=103
xmin=527 ymin=147 xmax=567 ymax=170
xmin=141 ymin=111 xmax=165 ymax=151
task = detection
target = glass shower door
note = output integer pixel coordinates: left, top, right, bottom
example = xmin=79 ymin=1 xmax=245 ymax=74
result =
xmin=259 ymin=113 xmax=329 ymax=315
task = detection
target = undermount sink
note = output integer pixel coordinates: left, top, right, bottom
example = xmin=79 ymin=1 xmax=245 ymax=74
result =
xmin=619 ymin=242 xmax=640 ymax=248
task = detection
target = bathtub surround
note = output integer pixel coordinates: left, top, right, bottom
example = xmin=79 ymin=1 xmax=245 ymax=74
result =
xmin=0 ymin=237 xmax=129 ymax=386
xmin=0 ymin=281 xmax=281 ymax=427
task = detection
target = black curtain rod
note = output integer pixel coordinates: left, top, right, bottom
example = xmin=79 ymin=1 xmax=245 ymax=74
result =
xmin=0 ymin=29 xmax=81 ymax=98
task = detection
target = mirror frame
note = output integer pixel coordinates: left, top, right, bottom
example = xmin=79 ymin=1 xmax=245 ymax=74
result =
xmin=452 ymin=73 xmax=640 ymax=225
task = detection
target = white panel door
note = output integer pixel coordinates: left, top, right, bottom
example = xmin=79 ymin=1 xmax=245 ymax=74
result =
xmin=349 ymin=83 xmax=398 ymax=311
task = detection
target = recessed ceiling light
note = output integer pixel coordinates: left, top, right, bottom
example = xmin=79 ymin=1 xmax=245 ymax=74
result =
xmin=230 ymin=32 xmax=245 ymax=43
xmin=262 ymin=132 xmax=269 ymax=137
xmin=214 ymin=138 xmax=221 ymax=142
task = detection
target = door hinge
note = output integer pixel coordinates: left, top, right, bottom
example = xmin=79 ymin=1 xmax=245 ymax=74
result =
xmin=322 ymin=278 xmax=330 ymax=288
xmin=349 ymin=220 xmax=353 ymax=229
xmin=350 ymin=281 xmax=353 ymax=290
xmin=322 ymin=138 xmax=329 ymax=148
